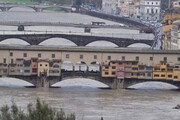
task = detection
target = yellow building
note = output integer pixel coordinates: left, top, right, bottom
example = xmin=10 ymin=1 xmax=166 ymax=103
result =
xmin=153 ymin=61 xmax=167 ymax=80
xmin=38 ymin=60 xmax=49 ymax=77
xmin=173 ymin=65 xmax=180 ymax=81
xmin=101 ymin=61 xmax=117 ymax=78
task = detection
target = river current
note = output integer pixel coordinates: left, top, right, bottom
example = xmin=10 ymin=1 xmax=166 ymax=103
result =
xmin=0 ymin=8 xmax=179 ymax=120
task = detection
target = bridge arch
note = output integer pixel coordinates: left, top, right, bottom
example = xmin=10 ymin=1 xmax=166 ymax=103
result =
xmin=0 ymin=77 xmax=34 ymax=87
xmin=86 ymin=41 xmax=118 ymax=47
xmin=8 ymin=6 xmax=36 ymax=12
xmin=127 ymin=43 xmax=151 ymax=48
xmin=51 ymin=78 xmax=109 ymax=88
xmin=128 ymin=81 xmax=179 ymax=90
xmin=0 ymin=38 xmax=30 ymax=45
xmin=122 ymin=79 xmax=180 ymax=89
xmin=39 ymin=37 xmax=77 ymax=46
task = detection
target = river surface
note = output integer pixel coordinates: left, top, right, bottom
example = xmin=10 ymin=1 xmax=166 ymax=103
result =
xmin=0 ymin=83 xmax=180 ymax=120
xmin=0 ymin=8 xmax=178 ymax=120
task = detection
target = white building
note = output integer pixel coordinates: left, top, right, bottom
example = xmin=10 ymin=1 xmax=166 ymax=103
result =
xmin=140 ymin=0 xmax=161 ymax=21
xmin=170 ymin=20 xmax=180 ymax=50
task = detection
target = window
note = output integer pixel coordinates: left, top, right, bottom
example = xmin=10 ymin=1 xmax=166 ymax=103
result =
xmin=168 ymin=75 xmax=172 ymax=78
xmin=154 ymin=74 xmax=159 ymax=77
xmin=24 ymin=70 xmax=30 ymax=73
xmin=38 ymin=53 xmax=41 ymax=58
xmin=177 ymin=57 xmax=180 ymax=61
xmin=105 ymin=72 xmax=108 ymax=75
xmin=107 ymin=56 xmax=111 ymax=60
xmin=174 ymin=76 xmax=178 ymax=79
xmin=122 ymin=56 xmax=125 ymax=60
xmin=147 ymin=2 xmax=149 ymax=4
xmin=147 ymin=9 xmax=149 ymax=13
xmin=164 ymin=57 xmax=167 ymax=61
xmin=105 ymin=66 xmax=108 ymax=69
xmin=52 ymin=54 xmax=55 ymax=58
xmin=94 ymin=55 xmax=97 ymax=59
xmin=80 ymin=55 xmax=83 ymax=59
xmin=66 ymin=54 xmax=69 ymax=59
xmin=112 ymin=72 xmax=116 ymax=75
xmin=3 ymin=58 xmax=6 ymax=64
xmin=161 ymin=68 xmax=166 ymax=71
xmin=45 ymin=64 xmax=48 ymax=67
xmin=11 ymin=59 xmax=13 ymax=64
xmin=10 ymin=52 xmax=13 ymax=56
xmin=150 ymin=57 xmax=153 ymax=61
xmin=22 ymin=53 xmax=27 ymax=58
xmin=147 ymin=73 xmax=151 ymax=77
xmin=112 ymin=66 xmax=116 ymax=69
xmin=155 ymin=9 xmax=158 ymax=13
xmin=136 ymin=56 xmax=139 ymax=61
xmin=161 ymin=75 xmax=165 ymax=77
xmin=40 ymin=64 xmax=42 ymax=66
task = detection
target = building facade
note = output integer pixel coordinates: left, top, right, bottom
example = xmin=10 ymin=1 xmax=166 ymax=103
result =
xmin=140 ymin=0 xmax=161 ymax=21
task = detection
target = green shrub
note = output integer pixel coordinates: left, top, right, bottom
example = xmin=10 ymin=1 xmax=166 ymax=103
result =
xmin=0 ymin=98 xmax=75 ymax=120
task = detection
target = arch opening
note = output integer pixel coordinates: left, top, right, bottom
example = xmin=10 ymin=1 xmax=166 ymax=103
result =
xmin=0 ymin=77 xmax=34 ymax=87
xmin=0 ymin=38 xmax=30 ymax=45
xmin=86 ymin=41 xmax=118 ymax=47
xmin=39 ymin=38 xmax=77 ymax=46
xmin=128 ymin=81 xmax=178 ymax=90
xmin=8 ymin=6 xmax=36 ymax=12
xmin=74 ymin=61 xmax=87 ymax=72
xmin=127 ymin=43 xmax=151 ymax=48
xmin=52 ymin=78 xmax=109 ymax=88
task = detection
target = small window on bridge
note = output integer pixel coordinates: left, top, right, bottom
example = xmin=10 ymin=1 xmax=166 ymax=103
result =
xmin=136 ymin=56 xmax=139 ymax=61
xmin=164 ymin=57 xmax=167 ymax=61
xmin=10 ymin=52 xmax=13 ymax=56
xmin=80 ymin=55 xmax=83 ymax=59
xmin=178 ymin=57 xmax=180 ymax=61
xmin=122 ymin=56 xmax=125 ymax=60
xmin=23 ymin=53 xmax=27 ymax=57
xmin=38 ymin=53 xmax=41 ymax=58
xmin=94 ymin=55 xmax=97 ymax=59
xmin=150 ymin=57 xmax=153 ymax=61
xmin=107 ymin=56 xmax=111 ymax=60
xmin=52 ymin=54 xmax=55 ymax=58
xmin=66 ymin=54 xmax=69 ymax=59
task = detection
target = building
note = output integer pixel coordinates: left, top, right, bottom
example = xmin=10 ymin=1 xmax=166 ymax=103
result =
xmin=37 ymin=60 xmax=50 ymax=77
xmin=162 ymin=9 xmax=180 ymax=49
xmin=140 ymin=0 xmax=161 ymax=21
xmin=170 ymin=20 xmax=180 ymax=49
xmin=173 ymin=0 xmax=180 ymax=8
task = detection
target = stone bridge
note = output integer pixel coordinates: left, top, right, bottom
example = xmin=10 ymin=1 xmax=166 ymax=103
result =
xmin=5 ymin=73 xmax=180 ymax=89
xmin=0 ymin=3 xmax=71 ymax=12
xmin=0 ymin=33 xmax=154 ymax=47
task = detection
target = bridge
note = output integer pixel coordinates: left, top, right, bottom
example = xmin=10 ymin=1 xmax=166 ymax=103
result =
xmin=0 ymin=45 xmax=180 ymax=89
xmin=0 ymin=3 xmax=71 ymax=12
xmin=0 ymin=33 xmax=153 ymax=47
